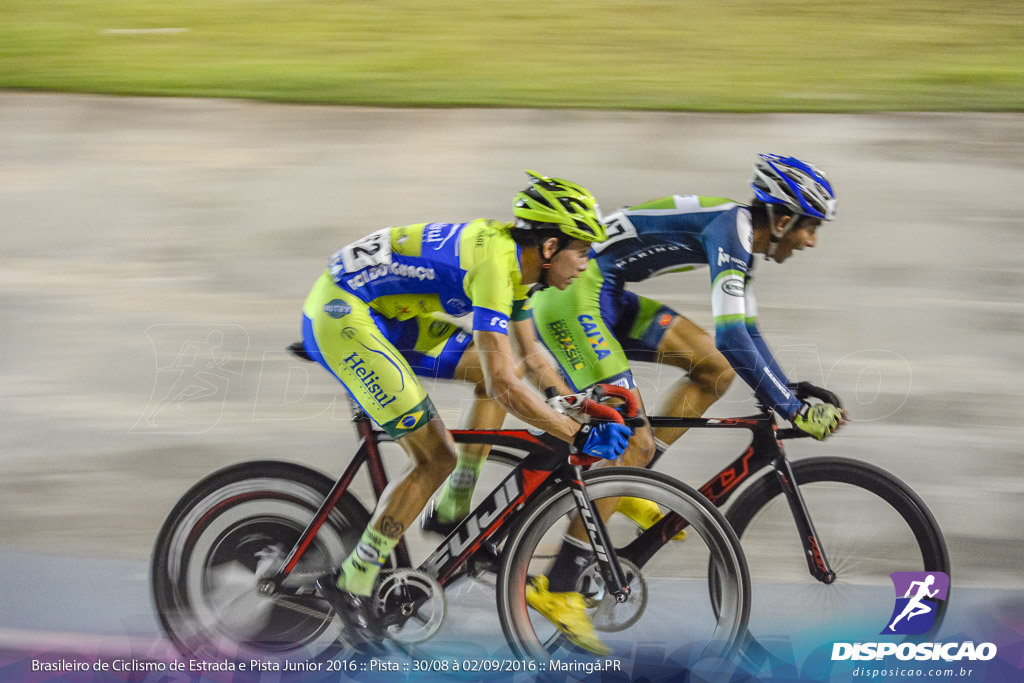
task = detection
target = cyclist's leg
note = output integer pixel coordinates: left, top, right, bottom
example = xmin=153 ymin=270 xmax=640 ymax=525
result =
xmin=302 ymin=274 xmax=457 ymax=598
xmin=636 ymin=312 xmax=735 ymax=446
xmin=615 ymin=289 xmax=735 ymax=445
xmin=433 ymin=339 xmax=512 ymax=523
xmin=532 ymin=266 xmax=663 ymax=592
xmin=374 ymin=314 xmax=510 ymax=525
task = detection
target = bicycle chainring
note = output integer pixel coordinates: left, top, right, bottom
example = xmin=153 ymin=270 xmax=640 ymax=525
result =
xmin=375 ymin=569 xmax=446 ymax=644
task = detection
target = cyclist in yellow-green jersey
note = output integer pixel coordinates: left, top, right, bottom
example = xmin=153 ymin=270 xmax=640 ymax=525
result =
xmin=300 ymin=172 xmax=629 ymax=653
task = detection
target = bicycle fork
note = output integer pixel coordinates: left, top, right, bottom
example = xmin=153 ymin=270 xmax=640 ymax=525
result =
xmin=770 ymin=453 xmax=837 ymax=584
xmin=566 ymin=466 xmax=632 ymax=602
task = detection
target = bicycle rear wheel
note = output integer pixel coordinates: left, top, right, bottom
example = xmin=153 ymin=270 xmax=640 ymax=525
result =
xmin=496 ymin=467 xmax=750 ymax=666
xmin=152 ymin=461 xmax=371 ymax=662
xmin=723 ymin=456 xmax=949 ymax=661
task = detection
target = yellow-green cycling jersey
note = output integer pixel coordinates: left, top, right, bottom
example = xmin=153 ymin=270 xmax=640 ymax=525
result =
xmin=302 ymin=219 xmax=530 ymax=437
xmin=327 ymin=219 xmax=532 ymax=333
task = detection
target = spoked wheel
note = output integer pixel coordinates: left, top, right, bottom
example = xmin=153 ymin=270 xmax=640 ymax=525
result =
xmin=496 ymin=468 xmax=750 ymax=666
xmin=151 ymin=461 xmax=371 ymax=663
xmin=722 ymin=457 xmax=949 ymax=664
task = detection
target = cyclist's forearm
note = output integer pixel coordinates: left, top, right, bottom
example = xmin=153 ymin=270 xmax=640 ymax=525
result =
xmin=487 ymin=372 xmax=579 ymax=442
xmin=521 ymin=353 xmax=572 ymax=397
xmin=745 ymin=320 xmax=792 ymax=389
xmin=510 ymin=318 xmax=573 ymax=396
xmin=716 ymin=326 xmax=802 ymax=418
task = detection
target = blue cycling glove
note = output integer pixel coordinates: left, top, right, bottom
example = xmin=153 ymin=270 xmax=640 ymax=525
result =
xmin=573 ymin=422 xmax=632 ymax=460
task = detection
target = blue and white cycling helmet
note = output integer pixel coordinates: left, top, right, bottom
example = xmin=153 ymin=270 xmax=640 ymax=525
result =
xmin=752 ymin=154 xmax=836 ymax=222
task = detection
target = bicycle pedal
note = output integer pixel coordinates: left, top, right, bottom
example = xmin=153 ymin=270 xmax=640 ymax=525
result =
xmin=420 ymin=500 xmax=461 ymax=538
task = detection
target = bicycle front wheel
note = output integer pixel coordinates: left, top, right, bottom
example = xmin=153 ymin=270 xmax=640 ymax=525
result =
xmin=724 ymin=457 xmax=949 ymax=657
xmin=496 ymin=467 xmax=750 ymax=665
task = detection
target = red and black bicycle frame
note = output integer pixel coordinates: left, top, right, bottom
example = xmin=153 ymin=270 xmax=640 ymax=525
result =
xmin=270 ymin=413 xmax=635 ymax=599
xmin=624 ymin=410 xmax=836 ymax=584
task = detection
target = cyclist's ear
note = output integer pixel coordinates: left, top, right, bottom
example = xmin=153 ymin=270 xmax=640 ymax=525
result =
xmin=540 ymin=236 xmax=561 ymax=260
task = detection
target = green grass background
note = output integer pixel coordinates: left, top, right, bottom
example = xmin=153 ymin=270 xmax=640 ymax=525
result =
xmin=2 ymin=0 xmax=1023 ymax=111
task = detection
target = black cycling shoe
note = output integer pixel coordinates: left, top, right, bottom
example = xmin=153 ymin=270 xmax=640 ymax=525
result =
xmin=419 ymin=500 xmax=462 ymax=538
xmin=315 ymin=573 xmax=386 ymax=653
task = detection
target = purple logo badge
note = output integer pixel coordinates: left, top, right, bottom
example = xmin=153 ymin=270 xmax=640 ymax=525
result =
xmin=882 ymin=571 xmax=949 ymax=635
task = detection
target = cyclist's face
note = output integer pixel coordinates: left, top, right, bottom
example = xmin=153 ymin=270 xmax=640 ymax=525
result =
xmin=547 ymin=239 xmax=592 ymax=289
xmin=773 ymin=217 xmax=821 ymax=263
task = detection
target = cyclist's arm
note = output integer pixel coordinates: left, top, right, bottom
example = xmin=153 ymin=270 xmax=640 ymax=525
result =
xmin=742 ymin=283 xmax=794 ymax=388
xmin=475 ymin=328 xmax=580 ymax=442
xmin=706 ymin=210 xmax=803 ymax=419
xmin=464 ymin=257 xmax=580 ymax=441
xmin=510 ymin=317 xmax=574 ymax=397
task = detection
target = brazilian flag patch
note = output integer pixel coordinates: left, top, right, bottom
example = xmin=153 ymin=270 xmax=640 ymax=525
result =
xmin=380 ymin=397 xmax=436 ymax=438
xmin=397 ymin=410 xmax=424 ymax=430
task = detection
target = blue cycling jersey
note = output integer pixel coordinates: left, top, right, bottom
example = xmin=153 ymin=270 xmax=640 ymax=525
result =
xmin=594 ymin=195 xmax=803 ymax=418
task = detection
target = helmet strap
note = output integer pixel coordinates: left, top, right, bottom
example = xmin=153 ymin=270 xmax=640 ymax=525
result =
xmin=764 ymin=205 xmax=801 ymax=261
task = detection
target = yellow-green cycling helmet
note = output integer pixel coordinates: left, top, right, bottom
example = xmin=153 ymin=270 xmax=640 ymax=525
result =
xmin=513 ymin=170 xmax=607 ymax=243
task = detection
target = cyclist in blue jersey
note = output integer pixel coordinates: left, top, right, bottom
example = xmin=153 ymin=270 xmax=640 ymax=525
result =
xmin=525 ymin=155 xmax=847 ymax=610
xmin=423 ymin=155 xmax=847 ymax=653
xmin=300 ymin=172 xmax=631 ymax=651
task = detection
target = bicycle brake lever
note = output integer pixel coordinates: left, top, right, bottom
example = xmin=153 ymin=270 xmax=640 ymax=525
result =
xmin=546 ymin=391 xmax=590 ymax=415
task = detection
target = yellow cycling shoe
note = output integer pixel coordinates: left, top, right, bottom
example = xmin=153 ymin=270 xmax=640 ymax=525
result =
xmin=616 ymin=497 xmax=686 ymax=541
xmin=526 ymin=575 xmax=611 ymax=656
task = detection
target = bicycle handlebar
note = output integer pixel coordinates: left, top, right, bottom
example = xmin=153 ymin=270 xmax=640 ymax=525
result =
xmin=544 ymin=384 xmax=639 ymax=425
xmin=776 ymin=427 xmax=812 ymax=440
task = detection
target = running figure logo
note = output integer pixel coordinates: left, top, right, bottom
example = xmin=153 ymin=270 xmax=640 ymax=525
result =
xmin=882 ymin=571 xmax=949 ymax=635
xmin=133 ymin=324 xmax=248 ymax=434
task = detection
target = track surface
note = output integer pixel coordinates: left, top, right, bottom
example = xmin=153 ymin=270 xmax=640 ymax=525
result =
xmin=1 ymin=94 xmax=1022 ymax=647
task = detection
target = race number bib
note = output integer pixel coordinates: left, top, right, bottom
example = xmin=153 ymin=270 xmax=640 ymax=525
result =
xmin=330 ymin=228 xmax=392 ymax=277
xmin=591 ymin=212 xmax=637 ymax=254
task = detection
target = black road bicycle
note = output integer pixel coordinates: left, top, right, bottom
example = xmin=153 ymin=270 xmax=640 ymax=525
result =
xmin=151 ymin=378 xmax=751 ymax=665
xmin=492 ymin=382 xmax=950 ymax=663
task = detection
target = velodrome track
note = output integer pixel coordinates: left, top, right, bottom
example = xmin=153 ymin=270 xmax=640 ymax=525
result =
xmin=0 ymin=93 xmax=1022 ymax=653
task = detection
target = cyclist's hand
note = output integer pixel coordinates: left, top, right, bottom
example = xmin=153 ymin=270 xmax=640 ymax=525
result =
xmin=793 ymin=402 xmax=844 ymax=440
xmin=574 ymin=422 xmax=632 ymax=460
xmin=787 ymin=382 xmax=843 ymax=409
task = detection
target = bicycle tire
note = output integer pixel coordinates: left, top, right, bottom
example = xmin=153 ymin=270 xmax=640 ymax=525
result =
xmin=151 ymin=460 xmax=371 ymax=662
xmin=496 ymin=467 xmax=750 ymax=663
xmin=722 ymin=456 xmax=949 ymax=658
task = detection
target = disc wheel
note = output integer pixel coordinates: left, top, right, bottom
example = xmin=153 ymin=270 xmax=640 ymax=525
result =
xmin=151 ymin=461 xmax=371 ymax=662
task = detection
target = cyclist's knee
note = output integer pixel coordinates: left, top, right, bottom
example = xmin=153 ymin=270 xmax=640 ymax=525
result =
xmin=620 ymin=427 xmax=656 ymax=467
xmin=400 ymin=418 xmax=458 ymax=480
xmin=694 ymin=360 xmax=735 ymax=399
xmin=419 ymin=444 xmax=457 ymax=490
